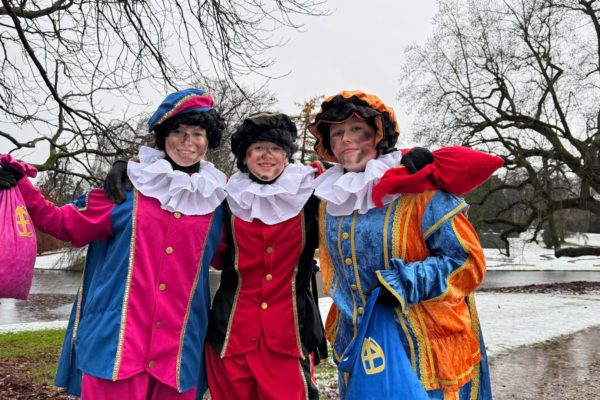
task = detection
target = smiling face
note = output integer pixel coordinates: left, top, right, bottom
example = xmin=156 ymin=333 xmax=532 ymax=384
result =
xmin=244 ymin=141 xmax=288 ymax=181
xmin=329 ymin=115 xmax=378 ymax=172
xmin=164 ymin=124 xmax=209 ymax=167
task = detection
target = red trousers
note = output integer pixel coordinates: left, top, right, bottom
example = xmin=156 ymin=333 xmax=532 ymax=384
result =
xmin=81 ymin=372 xmax=196 ymax=400
xmin=205 ymin=336 xmax=318 ymax=400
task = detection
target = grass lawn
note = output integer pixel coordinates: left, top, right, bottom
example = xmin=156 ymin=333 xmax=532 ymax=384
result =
xmin=0 ymin=328 xmax=72 ymax=399
xmin=0 ymin=329 xmax=341 ymax=399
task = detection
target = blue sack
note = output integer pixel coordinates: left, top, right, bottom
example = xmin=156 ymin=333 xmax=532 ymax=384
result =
xmin=338 ymin=288 xmax=429 ymax=399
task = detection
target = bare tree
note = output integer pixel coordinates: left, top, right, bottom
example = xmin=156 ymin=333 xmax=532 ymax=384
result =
xmin=201 ymin=79 xmax=277 ymax=176
xmin=0 ymin=0 xmax=328 ymax=185
xmin=292 ymin=95 xmax=323 ymax=164
xmin=400 ymin=0 xmax=600 ymax=257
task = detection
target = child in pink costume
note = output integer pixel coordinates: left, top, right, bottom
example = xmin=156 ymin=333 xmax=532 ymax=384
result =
xmin=1 ymin=89 xmax=227 ymax=399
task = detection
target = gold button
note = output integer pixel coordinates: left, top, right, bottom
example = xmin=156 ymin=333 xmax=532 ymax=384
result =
xmin=350 ymin=284 xmax=358 ymax=291
xmin=166 ymin=246 xmax=174 ymax=254
xmin=266 ymin=246 xmax=273 ymax=254
xmin=174 ymin=212 xmax=182 ymax=219
xmin=266 ymin=274 xmax=273 ymax=281
xmin=148 ymin=360 xmax=155 ymax=368
xmin=159 ymin=283 xmax=167 ymax=291
xmin=155 ymin=321 xmax=162 ymax=329
xmin=261 ymin=302 xmax=268 ymax=310
xmin=345 ymin=258 xmax=352 ymax=265
xmin=342 ymin=232 xmax=349 ymax=240
xmin=357 ymin=307 xmax=365 ymax=315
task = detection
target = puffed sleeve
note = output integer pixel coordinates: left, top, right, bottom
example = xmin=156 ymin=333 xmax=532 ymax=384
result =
xmin=376 ymin=191 xmax=486 ymax=311
xmin=17 ymin=178 xmax=114 ymax=247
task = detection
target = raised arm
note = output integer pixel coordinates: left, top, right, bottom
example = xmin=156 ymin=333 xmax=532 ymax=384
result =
xmin=17 ymin=178 xmax=114 ymax=247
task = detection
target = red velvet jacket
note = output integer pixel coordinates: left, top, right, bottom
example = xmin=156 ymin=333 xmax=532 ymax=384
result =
xmin=206 ymin=198 xmax=325 ymax=360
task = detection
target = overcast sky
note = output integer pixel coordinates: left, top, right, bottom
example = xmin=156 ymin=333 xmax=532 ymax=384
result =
xmin=256 ymin=0 xmax=437 ymax=148
xmin=1 ymin=1 xmax=437 ymax=161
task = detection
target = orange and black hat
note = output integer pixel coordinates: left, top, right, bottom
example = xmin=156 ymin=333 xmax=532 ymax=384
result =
xmin=307 ymin=90 xmax=400 ymax=162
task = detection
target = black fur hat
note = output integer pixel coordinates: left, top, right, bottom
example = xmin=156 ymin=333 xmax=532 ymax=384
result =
xmin=231 ymin=112 xmax=298 ymax=172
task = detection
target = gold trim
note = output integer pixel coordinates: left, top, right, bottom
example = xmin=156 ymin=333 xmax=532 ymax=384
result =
xmin=327 ymin=308 xmax=343 ymax=362
xmin=415 ymin=305 xmax=437 ymax=387
xmin=407 ymin=309 xmax=431 ymax=387
xmin=382 ymin=201 xmax=394 ymax=269
xmin=75 ymin=191 xmax=92 ymax=212
xmin=331 ymin=314 xmax=345 ymax=363
xmin=470 ymin=362 xmax=481 ymax=400
xmin=350 ymin=283 xmax=358 ymax=345
xmin=155 ymin=94 xmax=198 ymax=127
xmin=335 ymin=212 xmax=358 ymax=346
xmin=298 ymin=355 xmax=309 ymax=400
xmin=318 ymin=202 xmax=332 ymax=295
xmin=375 ymin=270 xmax=406 ymax=311
xmin=429 ymin=218 xmax=471 ymax=302
xmin=436 ymin=366 xmax=474 ymax=385
xmin=390 ymin=196 xmax=421 ymax=375
xmin=336 ymin=217 xmax=345 ymax=264
xmin=402 ymin=197 xmax=416 ymax=259
xmin=112 ymin=190 xmax=139 ymax=380
xmin=220 ymin=214 xmax=242 ymax=358
xmin=469 ymin=293 xmax=482 ymax=399
xmin=423 ymin=201 xmax=466 ymax=239
xmin=248 ymin=112 xmax=282 ymax=119
xmin=350 ymin=211 xmax=366 ymax=306
xmin=396 ymin=308 xmax=417 ymax=372
xmin=331 ymin=275 xmax=339 ymax=298
xmin=70 ymin=263 xmax=87 ymax=349
xmin=176 ymin=213 xmax=214 ymax=391
xmin=291 ymin=211 xmax=306 ymax=358
xmin=391 ymin=197 xmax=404 ymax=259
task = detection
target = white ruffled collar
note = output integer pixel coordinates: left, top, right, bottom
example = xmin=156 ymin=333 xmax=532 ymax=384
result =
xmin=313 ymin=151 xmax=402 ymax=216
xmin=226 ymin=163 xmax=315 ymax=225
xmin=127 ymin=146 xmax=227 ymax=215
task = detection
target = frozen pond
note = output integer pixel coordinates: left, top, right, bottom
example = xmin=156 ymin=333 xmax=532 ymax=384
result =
xmin=2 ymin=269 xmax=600 ymax=327
xmin=481 ymin=270 xmax=600 ymax=288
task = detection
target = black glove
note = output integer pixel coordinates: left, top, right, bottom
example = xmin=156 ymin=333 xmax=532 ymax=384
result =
xmin=0 ymin=165 xmax=23 ymax=189
xmin=376 ymin=284 xmax=401 ymax=307
xmin=367 ymin=280 xmax=401 ymax=307
xmin=401 ymin=147 xmax=434 ymax=174
xmin=103 ymin=159 xmax=132 ymax=204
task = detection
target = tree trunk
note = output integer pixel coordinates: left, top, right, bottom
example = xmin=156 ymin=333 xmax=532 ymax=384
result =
xmin=555 ymin=247 xmax=600 ymax=257
xmin=547 ymin=211 xmax=562 ymax=250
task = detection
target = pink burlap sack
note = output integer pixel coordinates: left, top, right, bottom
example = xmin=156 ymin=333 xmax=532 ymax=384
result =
xmin=0 ymin=154 xmax=38 ymax=300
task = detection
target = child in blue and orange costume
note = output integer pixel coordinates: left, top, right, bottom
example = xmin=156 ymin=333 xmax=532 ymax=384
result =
xmin=308 ymin=90 xmax=499 ymax=400
xmin=0 ymin=89 xmax=228 ymax=399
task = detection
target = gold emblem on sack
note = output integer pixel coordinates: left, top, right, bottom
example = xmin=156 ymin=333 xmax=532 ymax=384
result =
xmin=15 ymin=205 xmax=33 ymax=237
xmin=361 ymin=337 xmax=385 ymax=375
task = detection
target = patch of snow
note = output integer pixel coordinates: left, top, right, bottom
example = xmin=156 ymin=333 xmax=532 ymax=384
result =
xmin=0 ymin=320 xmax=68 ymax=334
xmin=34 ymin=249 xmax=85 ymax=270
xmin=319 ymin=292 xmax=600 ymax=358
xmin=34 ymin=251 xmax=70 ymax=270
xmin=475 ymin=293 xmax=600 ymax=356
xmin=485 ymin=232 xmax=600 ymax=271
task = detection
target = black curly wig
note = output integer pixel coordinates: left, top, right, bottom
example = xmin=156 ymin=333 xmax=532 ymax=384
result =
xmin=230 ymin=112 xmax=298 ymax=173
xmin=153 ymin=109 xmax=225 ymax=151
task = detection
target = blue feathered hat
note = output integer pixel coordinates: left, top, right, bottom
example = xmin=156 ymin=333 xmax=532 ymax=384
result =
xmin=147 ymin=88 xmax=214 ymax=132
